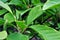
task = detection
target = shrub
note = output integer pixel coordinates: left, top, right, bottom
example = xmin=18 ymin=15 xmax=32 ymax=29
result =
xmin=0 ymin=0 xmax=60 ymax=40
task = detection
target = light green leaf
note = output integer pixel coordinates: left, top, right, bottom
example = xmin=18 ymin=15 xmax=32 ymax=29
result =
xmin=32 ymin=0 xmax=40 ymax=5
xmin=30 ymin=25 xmax=60 ymax=40
xmin=27 ymin=5 xmax=43 ymax=25
xmin=7 ymin=33 xmax=29 ymax=40
xmin=16 ymin=21 xmax=27 ymax=33
xmin=4 ymin=13 xmax=15 ymax=23
xmin=0 ymin=9 xmax=7 ymax=15
xmin=16 ymin=10 xmax=20 ymax=20
xmin=43 ymin=0 xmax=60 ymax=10
xmin=21 ymin=8 xmax=31 ymax=16
xmin=0 ymin=31 xmax=7 ymax=40
xmin=0 ymin=1 xmax=12 ymax=13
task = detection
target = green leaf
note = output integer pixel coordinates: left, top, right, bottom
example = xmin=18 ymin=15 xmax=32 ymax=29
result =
xmin=32 ymin=0 xmax=40 ymax=5
xmin=58 ymin=23 xmax=60 ymax=28
xmin=21 ymin=8 xmax=31 ymax=16
xmin=0 ymin=1 xmax=12 ymax=13
xmin=43 ymin=0 xmax=60 ymax=10
xmin=9 ymin=0 xmax=21 ymax=6
xmin=0 ymin=31 xmax=7 ymax=40
xmin=16 ymin=21 xmax=27 ymax=33
xmin=0 ymin=18 xmax=5 ymax=25
xmin=4 ymin=13 xmax=15 ymax=23
xmin=0 ymin=9 xmax=7 ymax=16
xmin=9 ymin=0 xmax=27 ymax=9
xmin=30 ymin=25 xmax=60 ymax=40
xmin=16 ymin=10 xmax=20 ymax=20
xmin=27 ymin=5 xmax=43 ymax=25
xmin=16 ymin=8 xmax=31 ymax=20
xmin=0 ymin=0 xmax=7 ymax=2
xmin=7 ymin=33 xmax=29 ymax=40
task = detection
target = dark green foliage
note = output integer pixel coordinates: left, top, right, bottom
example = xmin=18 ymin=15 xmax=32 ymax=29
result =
xmin=0 ymin=0 xmax=60 ymax=40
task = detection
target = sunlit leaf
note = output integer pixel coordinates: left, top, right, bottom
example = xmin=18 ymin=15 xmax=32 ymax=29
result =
xmin=43 ymin=0 xmax=60 ymax=10
xmin=21 ymin=8 xmax=31 ymax=16
xmin=27 ymin=5 xmax=43 ymax=25
xmin=30 ymin=25 xmax=60 ymax=40
xmin=0 ymin=31 xmax=7 ymax=40
xmin=0 ymin=1 xmax=12 ymax=13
